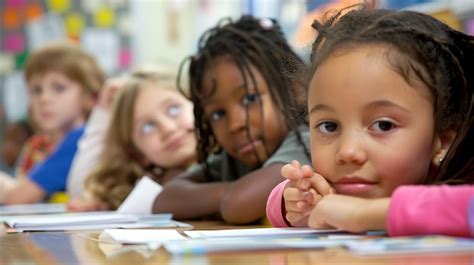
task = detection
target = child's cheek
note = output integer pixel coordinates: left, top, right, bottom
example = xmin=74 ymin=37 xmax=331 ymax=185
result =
xmin=374 ymin=149 xmax=432 ymax=194
xmin=310 ymin=150 xmax=333 ymax=181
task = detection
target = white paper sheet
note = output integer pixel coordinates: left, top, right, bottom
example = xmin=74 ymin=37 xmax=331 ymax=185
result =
xmin=117 ymin=176 xmax=163 ymax=214
xmin=81 ymin=29 xmax=119 ymax=73
xmin=345 ymin=236 xmax=474 ymax=255
xmin=164 ymin=237 xmax=346 ymax=256
xmin=98 ymin=243 xmax=154 ymax=259
xmin=3 ymin=212 xmax=137 ymax=228
xmin=184 ymin=227 xmax=340 ymax=239
xmin=26 ymin=14 xmax=65 ymax=50
xmin=3 ymin=71 xmax=29 ymax=121
xmin=102 ymin=229 xmax=186 ymax=244
xmin=0 ymin=52 xmax=15 ymax=74
xmin=0 ymin=203 xmax=66 ymax=215
xmin=7 ymin=218 xmax=189 ymax=233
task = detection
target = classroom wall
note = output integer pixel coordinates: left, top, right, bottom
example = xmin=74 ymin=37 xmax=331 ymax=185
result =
xmin=129 ymin=0 xmax=243 ymax=71
xmin=1 ymin=0 xmax=473 ymax=126
xmin=0 ymin=0 xmax=131 ymax=123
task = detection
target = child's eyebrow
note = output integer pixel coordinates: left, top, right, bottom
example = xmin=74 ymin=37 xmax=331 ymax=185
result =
xmin=201 ymin=83 xmax=247 ymax=106
xmin=309 ymin=104 xmax=334 ymax=115
xmin=309 ymin=100 xmax=411 ymax=115
xmin=365 ymin=100 xmax=410 ymax=113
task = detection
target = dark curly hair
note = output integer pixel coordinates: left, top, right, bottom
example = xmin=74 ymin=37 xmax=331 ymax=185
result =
xmin=177 ymin=15 xmax=310 ymax=176
xmin=308 ymin=5 xmax=473 ymax=183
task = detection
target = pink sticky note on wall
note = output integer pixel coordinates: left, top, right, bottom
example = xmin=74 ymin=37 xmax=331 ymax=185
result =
xmin=466 ymin=19 xmax=474 ymax=36
xmin=3 ymin=33 xmax=25 ymax=53
xmin=119 ymin=48 xmax=132 ymax=70
xmin=6 ymin=0 xmax=25 ymax=8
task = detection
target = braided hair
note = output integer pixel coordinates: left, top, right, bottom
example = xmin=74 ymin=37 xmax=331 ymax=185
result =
xmin=309 ymin=5 xmax=473 ymax=183
xmin=178 ymin=15 xmax=310 ymax=175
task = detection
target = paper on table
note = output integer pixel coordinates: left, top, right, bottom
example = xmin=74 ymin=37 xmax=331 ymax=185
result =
xmin=117 ymin=176 xmax=163 ymax=214
xmin=184 ymin=227 xmax=340 ymax=239
xmin=98 ymin=242 xmax=155 ymax=259
xmin=6 ymin=215 xmax=189 ymax=233
xmin=345 ymin=236 xmax=474 ymax=255
xmin=164 ymin=236 xmax=347 ymax=256
xmin=2 ymin=212 xmax=137 ymax=228
xmin=10 ymin=222 xmax=152 ymax=233
xmin=0 ymin=203 xmax=66 ymax=215
xmin=101 ymin=229 xmax=186 ymax=244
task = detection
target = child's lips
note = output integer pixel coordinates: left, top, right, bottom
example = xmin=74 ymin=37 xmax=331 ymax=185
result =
xmin=40 ymin=112 xmax=53 ymax=119
xmin=237 ymin=140 xmax=262 ymax=155
xmin=164 ymin=136 xmax=185 ymax=151
xmin=333 ymin=177 xmax=377 ymax=195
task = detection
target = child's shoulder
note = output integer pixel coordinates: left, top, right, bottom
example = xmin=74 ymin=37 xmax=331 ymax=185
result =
xmin=263 ymin=125 xmax=311 ymax=167
xmin=187 ymin=151 xmax=253 ymax=182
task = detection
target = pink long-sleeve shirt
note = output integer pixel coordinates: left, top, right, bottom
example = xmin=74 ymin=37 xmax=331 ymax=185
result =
xmin=266 ymin=180 xmax=291 ymax=227
xmin=388 ymin=185 xmax=473 ymax=237
xmin=266 ymin=181 xmax=474 ymax=237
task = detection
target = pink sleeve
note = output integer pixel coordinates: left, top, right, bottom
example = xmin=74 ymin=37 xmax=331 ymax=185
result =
xmin=387 ymin=185 xmax=474 ymax=237
xmin=266 ymin=180 xmax=290 ymax=227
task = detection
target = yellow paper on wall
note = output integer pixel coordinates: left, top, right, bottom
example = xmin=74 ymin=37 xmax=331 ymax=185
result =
xmin=431 ymin=9 xmax=461 ymax=31
xmin=47 ymin=0 xmax=71 ymax=13
xmin=65 ymin=13 xmax=85 ymax=36
xmin=94 ymin=6 xmax=115 ymax=28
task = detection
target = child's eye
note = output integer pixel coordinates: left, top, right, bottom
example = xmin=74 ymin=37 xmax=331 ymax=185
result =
xmin=371 ymin=120 xmax=396 ymax=132
xmin=210 ymin=110 xmax=225 ymax=122
xmin=140 ymin=121 xmax=156 ymax=135
xmin=316 ymin=121 xmax=338 ymax=134
xmin=30 ymin=86 xmax=42 ymax=95
xmin=242 ymin=92 xmax=260 ymax=106
xmin=167 ymin=105 xmax=181 ymax=117
xmin=53 ymin=83 xmax=65 ymax=93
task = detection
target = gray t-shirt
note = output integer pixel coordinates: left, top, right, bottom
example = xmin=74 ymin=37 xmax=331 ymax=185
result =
xmin=187 ymin=126 xmax=311 ymax=182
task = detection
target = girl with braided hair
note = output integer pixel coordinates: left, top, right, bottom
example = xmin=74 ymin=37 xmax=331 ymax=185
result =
xmin=267 ymin=6 xmax=473 ymax=236
xmin=153 ymin=15 xmax=311 ymax=224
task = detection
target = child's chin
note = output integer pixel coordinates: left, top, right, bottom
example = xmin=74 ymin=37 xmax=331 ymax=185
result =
xmin=239 ymin=155 xmax=267 ymax=168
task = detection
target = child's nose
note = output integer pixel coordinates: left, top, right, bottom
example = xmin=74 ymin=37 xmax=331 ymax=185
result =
xmin=38 ymin=90 xmax=54 ymax=102
xmin=159 ymin=118 xmax=178 ymax=138
xmin=335 ymin=132 xmax=367 ymax=165
xmin=227 ymin=106 xmax=246 ymax=133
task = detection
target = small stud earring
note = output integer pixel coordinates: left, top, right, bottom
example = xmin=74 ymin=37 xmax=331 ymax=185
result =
xmin=152 ymin=166 xmax=164 ymax=176
xmin=439 ymin=157 xmax=444 ymax=164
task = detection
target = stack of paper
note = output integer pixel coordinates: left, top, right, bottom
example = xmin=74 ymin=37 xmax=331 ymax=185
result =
xmin=346 ymin=236 xmax=474 ymax=255
xmin=165 ymin=237 xmax=351 ymax=255
xmin=184 ymin=227 xmax=340 ymax=239
xmin=1 ymin=212 xmax=182 ymax=232
xmin=101 ymin=229 xmax=187 ymax=244
xmin=0 ymin=203 xmax=66 ymax=215
xmin=99 ymin=227 xmax=348 ymax=255
xmin=165 ymin=228 xmax=347 ymax=255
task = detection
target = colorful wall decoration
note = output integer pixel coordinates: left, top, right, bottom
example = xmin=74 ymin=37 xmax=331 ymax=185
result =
xmin=0 ymin=0 xmax=132 ymax=122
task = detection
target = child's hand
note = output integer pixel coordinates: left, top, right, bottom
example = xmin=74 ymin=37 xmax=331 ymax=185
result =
xmin=281 ymin=160 xmax=333 ymax=227
xmin=98 ymin=77 xmax=126 ymax=110
xmin=67 ymin=198 xmax=108 ymax=212
xmin=308 ymin=194 xmax=389 ymax=232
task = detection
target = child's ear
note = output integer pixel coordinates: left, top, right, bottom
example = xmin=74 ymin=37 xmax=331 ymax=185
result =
xmin=432 ymin=129 xmax=456 ymax=167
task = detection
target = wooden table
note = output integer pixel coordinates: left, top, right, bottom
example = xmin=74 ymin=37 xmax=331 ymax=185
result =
xmin=0 ymin=221 xmax=472 ymax=265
